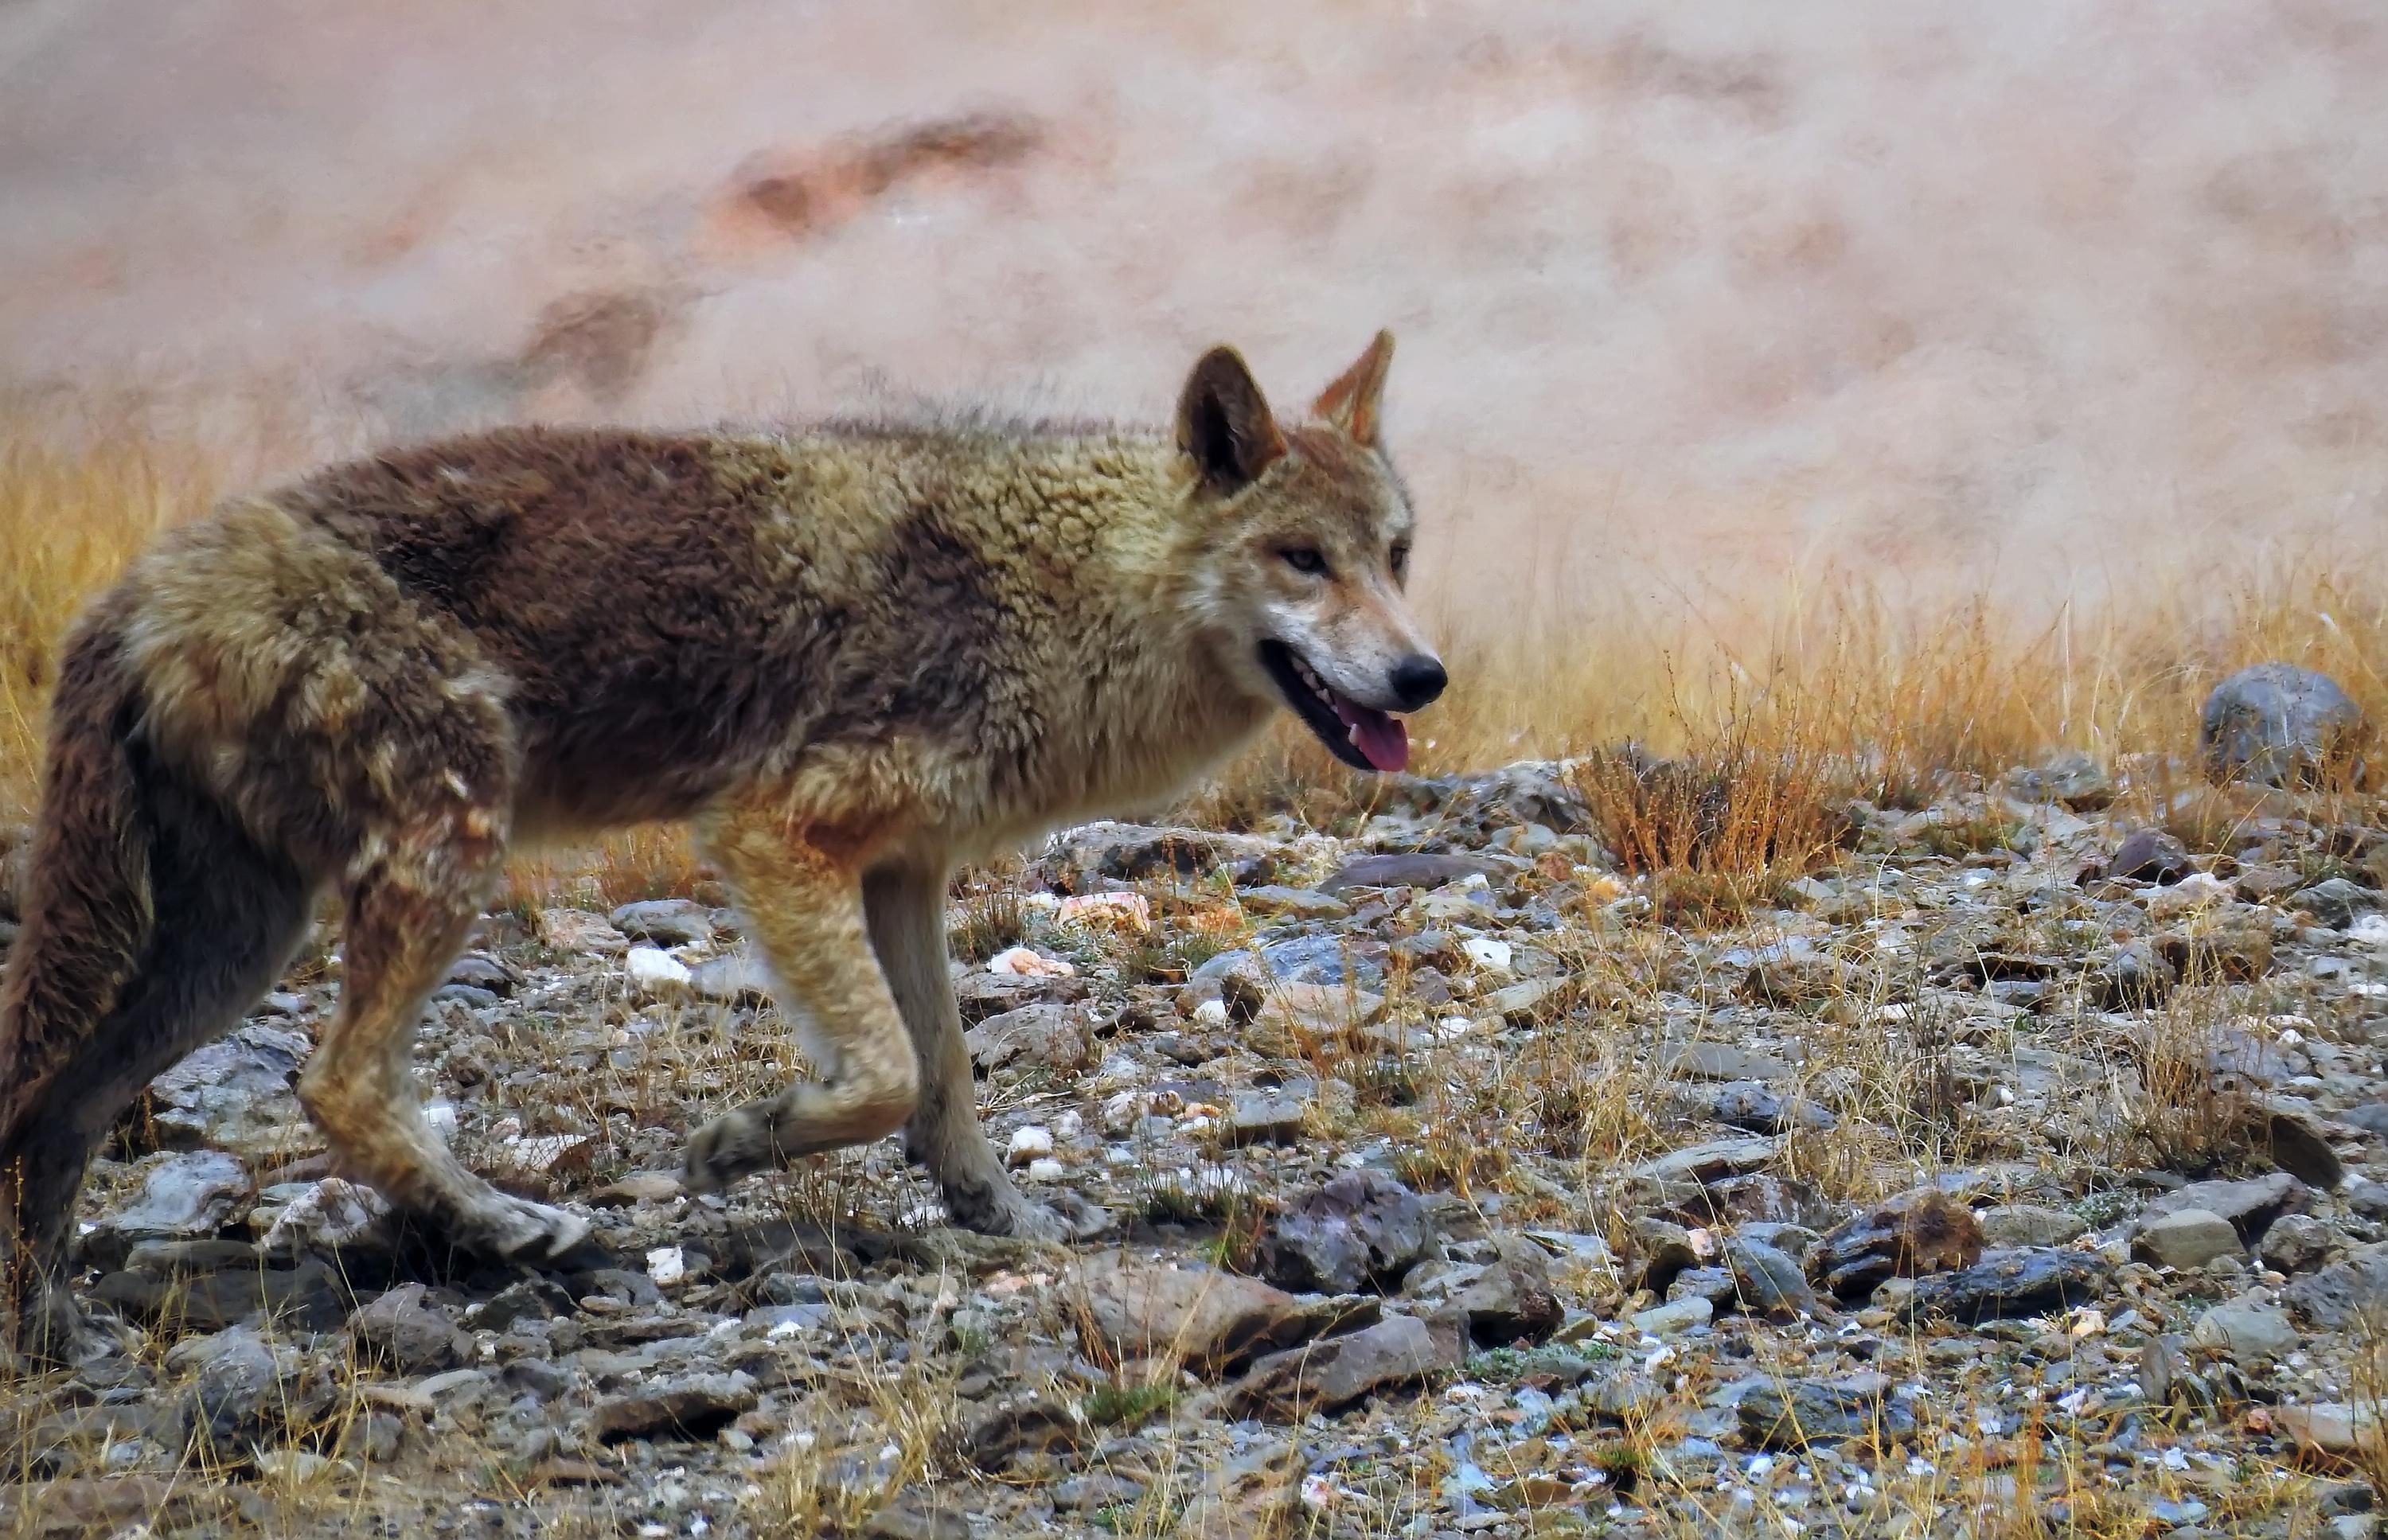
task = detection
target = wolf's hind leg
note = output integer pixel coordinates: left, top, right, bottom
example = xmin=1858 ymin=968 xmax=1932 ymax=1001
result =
xmin=863 ymin=864 xmax=1106 ymax=1240
xmin=2 ymin=773 xmax=314 ymax=1360
xmin=298 ymin=832 xmax=588 ymax=1262
xmin=681 ymin=812 xmax=919 ymax=1193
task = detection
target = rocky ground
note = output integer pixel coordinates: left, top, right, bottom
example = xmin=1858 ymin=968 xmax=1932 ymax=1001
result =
xmin=6 ymin=743 xmax=2388 ymax=1538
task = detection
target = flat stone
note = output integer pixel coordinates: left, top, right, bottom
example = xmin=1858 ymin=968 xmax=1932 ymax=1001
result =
xmin=2285 ymin=1244 xmax=2388 ymax=1329
xmin=2190 ymin=1295 xmax=2296 ymax=1362
xmin=1977 ymin=1204 xmax=2088 ymax=1250
xmin=1318 ymin=852 xmax=1507 ymax=893
xmin=1739 ymin=1375 xmax=1915 ymax=1451
xmin=591 ymin=1374 xmax=759 ymax=1443
xmin=1900 ymin=1249 xmax=2111 ymax=1324
xmin=1226 ymin=1313 xmax=1458 ymax=1417
xmin=2143 ymin=1173 xmax=2309 ymax=1246
xmin=81 ymin=1150 xmax=252 ymax=1271
xmin=608 ymin=899 xmax=720 ymax=947
xmin=1073 ymin=1255 xmax=1300 ymax=1370
xmin=1224 ymin=1090 xmax=1308 ymax=1146
xmin=1235 ymin=885 xmax=1349 ymax=920
xmin=2132 ymin=1208 xmax=2243 ymax=1269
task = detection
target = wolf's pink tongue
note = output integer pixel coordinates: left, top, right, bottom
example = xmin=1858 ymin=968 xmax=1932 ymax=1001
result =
xmin=1333 ymin=699 xmax=1411 ymax=773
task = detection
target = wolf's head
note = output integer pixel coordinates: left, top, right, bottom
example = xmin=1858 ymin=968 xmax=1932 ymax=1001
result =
xmin=1176 ymin=331 xmax=1444 ymax=774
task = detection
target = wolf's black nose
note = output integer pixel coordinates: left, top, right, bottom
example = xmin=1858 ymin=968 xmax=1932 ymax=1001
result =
xmin=1389 ymin=654 xmax=1446 ymax=711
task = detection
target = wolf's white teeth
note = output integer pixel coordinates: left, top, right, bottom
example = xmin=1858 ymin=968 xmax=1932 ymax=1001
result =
xmin=1348 ymin=724 xmax=1361 ymax=744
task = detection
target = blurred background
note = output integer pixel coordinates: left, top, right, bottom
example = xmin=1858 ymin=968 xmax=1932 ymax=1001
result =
xmin=4 ymin=0 xmax=2386 ymax=806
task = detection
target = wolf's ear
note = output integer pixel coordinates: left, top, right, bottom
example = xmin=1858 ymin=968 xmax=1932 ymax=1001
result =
xmin=1311 ymin=329 xmax=1395 ymax=446
xmin=1177 ymin=345 xmax=1286 ymax=493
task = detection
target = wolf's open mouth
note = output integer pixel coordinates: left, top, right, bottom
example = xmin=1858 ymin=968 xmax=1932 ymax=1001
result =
xmin=1258 ymin=640 xmax=1410 ymax=773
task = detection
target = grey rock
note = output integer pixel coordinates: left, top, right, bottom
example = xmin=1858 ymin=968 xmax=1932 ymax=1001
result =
xmin=1900 ymin=1249 xmax=2112 ymax=1324
xmin=1227 ymin=1313 xmax=1457 ymax=1417
xmin=1738 ymin=1375 xmax=1915 ymax=1451
xmin=349 ymin=1284 xmax=467 ymax=1374
xmin=2144 ymin=1172 xmax=2310 ymax=1246
xmin=607 ymin=899 xmax=720 ymax=946
xmin=1318 ymin=852 xmax=1508 ymax=894
xmin=1978 ymin=1205 xmax=2088 ymax=1250
xmin=2109 ymin=828 xmax=2191 ymax=884
xmin=2132 ymin=1208 xmax=2243 ymax=1269
xmin=142 ymin=1024 xmax=311 ymax=1155
xmin=1727 ymin=1237 xmax=1826 ymax=1320
xmin=1256 ymin=1170 xmax=1437 ymax=1295
xmin=2200 ymin=663 xmax=2367 ymax=789
xmin=1044 ymin=821 xmax=1279 ymax=890
xmin=81 ymin=1150 xmax=252 ymax=1271
xmin=1235 ymin=885 xmax=1348 ymax=919
xmin=1225 ymin=1090 xmax=1308 ymax=1147
xmin=2296 ymin=877 xmax=2380 ymax=930
xmin=2259 ymin=1213 xmax=2340 ymax=1275
xmin=2285 ymin=1244 xmax=2388 ymax=1330
xmin=2007 ymin=751 xmax=2114 ymax=810
xmin=591 ymin=1373 xmax=760 ymax=1443
xmin=1450 ymin=1236 xmax=1563 ymax=1343
xmin=2191 ymin=1295 xmax=2296 ymax=1363
xmin=962 ymin=1003 xmax=1089 ymax=1073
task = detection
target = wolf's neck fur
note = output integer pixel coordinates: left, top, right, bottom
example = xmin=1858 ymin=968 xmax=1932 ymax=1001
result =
xmin=767 ymin=422 xmax=1274 ymax=848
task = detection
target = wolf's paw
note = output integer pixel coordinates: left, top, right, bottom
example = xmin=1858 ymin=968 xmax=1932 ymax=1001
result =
xmin=958 ymin=1186 xmax=1112 ymax=1244
xmin=454 ymin=1193 xmax=591 ymax=1262
xmin=682 ymin=1102 xmax=780 ymax=1195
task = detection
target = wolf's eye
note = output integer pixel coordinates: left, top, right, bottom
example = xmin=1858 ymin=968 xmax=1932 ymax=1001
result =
xmin=1390 ymin=542 xmax=1411 ymax=580
xmin=1280 ymin=547 xmax=1329 ymax=576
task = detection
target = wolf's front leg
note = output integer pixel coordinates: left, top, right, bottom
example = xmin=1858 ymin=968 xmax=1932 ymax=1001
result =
xmin=862 ymin=864 xmax=1109 ymax=1242
xmin=681 ymin=807 xmax=921 ymax=1193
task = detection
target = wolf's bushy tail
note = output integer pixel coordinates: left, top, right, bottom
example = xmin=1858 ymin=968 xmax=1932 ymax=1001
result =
xmin=0 ymin=606 xmax=154 ymax=1147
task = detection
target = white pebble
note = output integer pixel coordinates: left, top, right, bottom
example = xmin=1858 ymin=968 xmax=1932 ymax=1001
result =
xmin=626 ymin=946 xmax=693 ymax=997
xmin=1006 ymin=1125 xmax=1055 ymax=1163
xmin=646 ymin=1245 xmax=688 ymax=1286
xmin=1460 ymin=937 xmax=1513 ymax=971
xmin=1025 ymin=1157 xmax=1067 ymax=1183
xmin=1192 ymin=999 xmax=1231 ymax=1026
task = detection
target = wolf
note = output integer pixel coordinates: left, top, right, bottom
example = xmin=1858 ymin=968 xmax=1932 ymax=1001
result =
xmin=0 ymin=331 xmax=1444 ymax=1353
